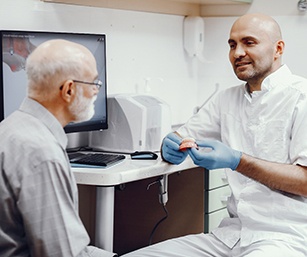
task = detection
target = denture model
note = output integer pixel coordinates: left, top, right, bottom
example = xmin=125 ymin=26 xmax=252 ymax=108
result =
xmin=179 ymin=137 xmax=198 ymax=151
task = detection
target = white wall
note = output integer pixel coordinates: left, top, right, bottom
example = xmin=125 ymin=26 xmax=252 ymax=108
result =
xmin=1 ymin=0 xmax=307 ymax=126
xmin=0 ymin=0 xmax=199 ymax=126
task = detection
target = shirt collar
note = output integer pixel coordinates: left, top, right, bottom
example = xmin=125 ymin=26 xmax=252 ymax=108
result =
xmin=261 ymin=64 xmax=291 ymax=91
xmin=19 ymin=97 xmax=68 ymax=150
xmin=244 ymin=84 xmax=252 ymax=103
xmin=243 ymin=64 xmax=291 ymax=102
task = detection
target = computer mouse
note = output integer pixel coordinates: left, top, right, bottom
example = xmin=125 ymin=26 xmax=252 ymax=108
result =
xmin=130 ymin=151 xmax=158 ymax=160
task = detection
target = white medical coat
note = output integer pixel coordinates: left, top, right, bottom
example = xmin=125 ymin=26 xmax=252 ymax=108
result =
xmin=177 ymin=65 xmax=307 ymax=248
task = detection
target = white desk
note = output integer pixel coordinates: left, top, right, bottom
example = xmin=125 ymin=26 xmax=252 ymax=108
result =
xmin=72 ymin=154 xmax=197 ymax=252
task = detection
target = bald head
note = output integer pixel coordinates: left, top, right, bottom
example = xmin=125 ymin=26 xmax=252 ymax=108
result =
xmin=26 ymin=39 xmax=97 ymax=100
xmin=29 ymin=39 xmax=94 ymax=65
xmin=231 ymin=13 xmax=282 ymax=44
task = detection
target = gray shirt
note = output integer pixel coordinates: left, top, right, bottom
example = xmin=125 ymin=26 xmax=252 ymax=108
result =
xmin=0 ymin=97 xmax=116 ymax=257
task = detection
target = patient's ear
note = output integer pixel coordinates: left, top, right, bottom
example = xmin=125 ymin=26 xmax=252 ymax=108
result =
xmin=60 ymin=80 xmax=75 ymax=103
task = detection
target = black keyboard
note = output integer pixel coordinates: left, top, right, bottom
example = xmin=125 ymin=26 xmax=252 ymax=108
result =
xmin=68 ymin=152 xmax=125 ymax=167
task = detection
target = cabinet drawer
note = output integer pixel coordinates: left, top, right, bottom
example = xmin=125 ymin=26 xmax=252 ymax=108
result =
xmin=205 ymin=208 xmax=229 ymax=232
xmin=205 ymin=185 xmax=231 ymax=213
xmin=205 ymin=168 xmax=228 ymax=190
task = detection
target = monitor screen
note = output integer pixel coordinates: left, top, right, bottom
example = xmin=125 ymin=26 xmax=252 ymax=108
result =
xmin=0 ymin=30 xmax=108 ymax=133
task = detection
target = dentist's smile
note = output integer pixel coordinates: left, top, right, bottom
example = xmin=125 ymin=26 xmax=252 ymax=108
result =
xmin=235 ymin=61 xmax=252 ymax=67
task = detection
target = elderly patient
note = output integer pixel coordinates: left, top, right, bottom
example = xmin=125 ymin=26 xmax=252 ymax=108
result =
xmin=0 ymin=39 xmax=117 ymax=257
xmin=122 ymin=13 xmax=307 ymax=257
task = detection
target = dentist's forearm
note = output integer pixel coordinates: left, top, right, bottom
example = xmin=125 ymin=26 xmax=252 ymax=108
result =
xmin=236 ymin=153 xmax=307 ymax=197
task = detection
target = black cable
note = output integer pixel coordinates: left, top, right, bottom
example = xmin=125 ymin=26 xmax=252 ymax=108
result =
xmin=149 ymin=204 xmax=169 ymax=245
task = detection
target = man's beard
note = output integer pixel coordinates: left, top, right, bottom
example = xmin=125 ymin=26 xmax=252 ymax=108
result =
xmin=69 ymin=86 xmax=97 ymax=123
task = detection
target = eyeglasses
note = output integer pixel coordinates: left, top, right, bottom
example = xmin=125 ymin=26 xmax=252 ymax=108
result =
xmin=73 ymin=79 xmax=103 ymax=90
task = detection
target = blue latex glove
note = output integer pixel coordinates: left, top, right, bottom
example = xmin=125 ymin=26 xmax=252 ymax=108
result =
xmin=188 ymin=139 xmax=242 ymax=170
xmin=161 ymin=132 xmax=188 ymax=165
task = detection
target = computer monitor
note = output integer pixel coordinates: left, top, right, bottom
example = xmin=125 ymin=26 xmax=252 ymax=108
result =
xmin=0 ymin=30 xmax=108 ymax=134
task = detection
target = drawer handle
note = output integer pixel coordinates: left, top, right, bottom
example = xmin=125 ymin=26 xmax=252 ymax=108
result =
xmin=220 ymin=195 xmax=229 ymax=204
xmin=220 ymin=173 xmax=227 ymax=181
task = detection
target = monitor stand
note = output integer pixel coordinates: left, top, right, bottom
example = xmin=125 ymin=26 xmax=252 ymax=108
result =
xmin=66 ymin=131 xmax=90 ymax=152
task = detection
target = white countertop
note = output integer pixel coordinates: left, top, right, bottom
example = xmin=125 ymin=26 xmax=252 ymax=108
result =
xmin=72 ymin=153 xmax=198 ymax=186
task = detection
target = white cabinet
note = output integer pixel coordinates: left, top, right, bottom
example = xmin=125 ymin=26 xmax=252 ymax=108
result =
xmin=42 ymin=0 xmax=253 ymax=16
xmin=204 ymin=168 xmax=230 ymax=232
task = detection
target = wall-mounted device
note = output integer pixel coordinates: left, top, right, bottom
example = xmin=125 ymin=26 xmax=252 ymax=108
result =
xmin=183 ymin=16 xmax=205 ymax=57
xmin=298 ymin=0 xmax=307 ymax=11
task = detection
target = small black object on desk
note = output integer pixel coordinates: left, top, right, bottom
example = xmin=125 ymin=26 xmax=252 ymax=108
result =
xmin=130 ymin=151 xmax=158 ymax=160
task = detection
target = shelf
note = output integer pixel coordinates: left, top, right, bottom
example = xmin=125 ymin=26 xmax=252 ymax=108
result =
xmin=42 ymin=0 xmax=253 ymax=17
